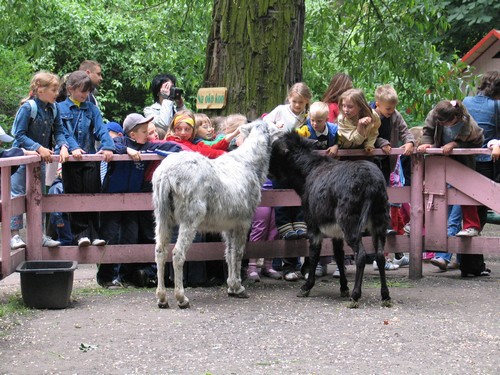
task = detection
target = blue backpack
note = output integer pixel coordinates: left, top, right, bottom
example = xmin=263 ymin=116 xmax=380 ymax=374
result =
xmin=27 ymin=99 xmax=58 ymax=120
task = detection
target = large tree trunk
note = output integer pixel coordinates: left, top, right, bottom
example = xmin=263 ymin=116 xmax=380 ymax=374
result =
xmin=204 ymin=0 xmax=305 ymax=120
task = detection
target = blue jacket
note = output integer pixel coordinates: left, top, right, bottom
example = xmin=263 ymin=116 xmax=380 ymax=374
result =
xmin=58 ymin=98 xmax=115 ymax=153
xmin=463 ymin=94 xmax=499 ymax=162
xmin=102 ymin=136 xmax=181 ymax=193
xmin=11 ymin=98 xmax=69 ymax=151
xmin=297 ymin=120 xmax=338 ymax=148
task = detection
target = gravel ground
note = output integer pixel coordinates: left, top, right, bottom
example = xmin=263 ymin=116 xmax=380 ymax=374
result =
xmin=0 ymin=256 xmax=499 ymax=375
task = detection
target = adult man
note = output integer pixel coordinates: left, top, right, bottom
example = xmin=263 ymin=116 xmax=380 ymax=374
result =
xmin=79 ymin=60 xmax=103 ymax=107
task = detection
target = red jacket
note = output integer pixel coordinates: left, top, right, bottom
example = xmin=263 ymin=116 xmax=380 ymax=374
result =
xmin=165 ymin=136 xmax=229 ymax=159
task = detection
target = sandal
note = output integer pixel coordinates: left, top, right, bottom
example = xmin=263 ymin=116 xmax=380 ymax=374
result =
xmin=261 ymin=268 xmax=282 ymax=280
xmin=247 ymin=271 xmax=261 ymax=282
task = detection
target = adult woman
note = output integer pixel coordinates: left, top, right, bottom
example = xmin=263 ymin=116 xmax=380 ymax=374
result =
xmin=463 ymin=70 xmax=500 ymax=227
xmin=144 ymin=73 xmax=187 ymax=138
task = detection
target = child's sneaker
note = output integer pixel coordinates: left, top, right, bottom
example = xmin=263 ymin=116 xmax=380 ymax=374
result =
xmin=92 ymin=238 xmax=106 ymax=246
xmin=315 ymin=264 xmax=327 ymax=277
xmin=10 ymin=235 xmax=26 ymax=250
xmin=42 ymin=235 xmax=61 ymax=248
xmin=456 ymin=228 xmax=479 ymax=237
xmin=78 ymin=237 xmax=91 ymax=247
xmin=373 ymin=260 xmax=399 ymax=271
xmin=393 ymin=255 xmax=410 ymax=267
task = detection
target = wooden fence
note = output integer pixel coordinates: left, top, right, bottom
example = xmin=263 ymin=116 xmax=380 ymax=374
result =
xmin=1 ymin=148 xmax=499 ymax=280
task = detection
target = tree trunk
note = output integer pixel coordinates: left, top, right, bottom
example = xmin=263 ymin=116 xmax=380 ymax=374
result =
xmin=204 ymin=0 xmax=305 ymax=120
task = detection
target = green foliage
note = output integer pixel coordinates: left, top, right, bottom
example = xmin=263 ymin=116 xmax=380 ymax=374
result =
xmin=0 ymin=0 xmax=494 ymax=124
xmin=0 ymin=0 xmax=211 ymax=122
xmin=0 ymin=46 xmax=33 ymax=132
xmin=303 ymin=0 xmax=477 ymax=123
xmin=441 ymin=0 xmax=500 ymax=56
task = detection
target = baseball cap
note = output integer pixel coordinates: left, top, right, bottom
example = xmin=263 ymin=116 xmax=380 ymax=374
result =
xmin=0 ymin=125 xmax=14 ymax=143
xmin=106 ymin=121 xmax=123 ymax=134
xmin=123 ymin=114 xmax=154 ymax=134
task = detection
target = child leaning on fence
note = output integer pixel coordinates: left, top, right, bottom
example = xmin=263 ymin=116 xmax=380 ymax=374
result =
xmin=9 ymin=71 xmax=71 ymax=251
xmin=263 ymin=82 xmax=312 ymax=282
xmin=58 ymin=70 xmax=115 ymax=248
xmin=417 ymin=99 xmax=484 ymax=238
xmin=96 ymin=113 xmax=182 ymax=288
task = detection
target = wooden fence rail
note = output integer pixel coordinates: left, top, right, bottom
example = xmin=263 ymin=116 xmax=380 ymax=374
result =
xmin=1 ymin=148 xmax=499 ymax=280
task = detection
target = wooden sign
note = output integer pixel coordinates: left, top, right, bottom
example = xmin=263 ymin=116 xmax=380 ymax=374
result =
xmin=196 ymin=87 xmax=227 ymax=109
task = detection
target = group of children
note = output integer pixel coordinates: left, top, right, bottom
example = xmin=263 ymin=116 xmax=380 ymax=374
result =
xmin=2 ymin=67 xmax=498 ymax=287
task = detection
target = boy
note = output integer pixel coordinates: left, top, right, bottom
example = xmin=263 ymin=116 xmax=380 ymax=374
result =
xmin=373 ymin=85 xmax=415 ymax=268
xmin=297 ymin=102 xmax=339 ymax=277
xmin=97 ymin=114 xmax=181 ymax=288
xmin=297 ymin=101 xmax=339 ymax=156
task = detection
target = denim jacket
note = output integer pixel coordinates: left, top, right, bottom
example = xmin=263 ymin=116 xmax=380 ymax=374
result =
xmin=58 ymin=98 xmax=115 ymax=153
xmin=463 ymin=94 xmax=499 ymax=162
xmin=11 ymin=98 xmax=69 ymax=151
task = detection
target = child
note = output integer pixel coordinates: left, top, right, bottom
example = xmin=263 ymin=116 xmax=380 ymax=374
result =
xmin=165 ymin=110 xmax=239 ymax=158
xmin=372 ymin=84 xmax=416 ymax=268
xmin=9 ymin=71 xmax=70 ymax=250
xmin=58 ymin=70 xmax=115 ymax=247
xmin=322 ymin=73 xmax=353 ymax=122
xmin=297 ymin=101 xmax=338 ymax=277
xmin=194 ymin=113 xmax=224 ymax=145
xmin=48 ymin=165 xmax=73 ymax=246
xmin=417 ymin=100 xmax=484 ymax=239
xmin=221 ymin=114 xmax=248 ymax=150
xmin=337 ymin=88 xmax=381 ymax=153
xmin=264 ymin=82 xmax=312 ymax=281
xmin=264 ymin=82 xmax=310 ymax=132
xmin=297 ymin=101 xmax=339 ymax=156
xmin=97 ymin=113 xmax=182 ymax=287
xmin=488 ymin=139 xmax=500 ymax=161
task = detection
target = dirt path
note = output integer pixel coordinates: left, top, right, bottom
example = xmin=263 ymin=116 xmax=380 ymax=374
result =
xmin=0 ymin=258 xmax=499 ymax=375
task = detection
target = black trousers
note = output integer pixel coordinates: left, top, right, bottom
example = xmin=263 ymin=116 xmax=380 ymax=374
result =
xmin=61 ymin=161 xmax=101 ymax=240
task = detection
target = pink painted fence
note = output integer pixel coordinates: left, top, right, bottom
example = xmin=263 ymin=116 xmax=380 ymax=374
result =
xmin=1 ymin=149 xmax=499 ymax=280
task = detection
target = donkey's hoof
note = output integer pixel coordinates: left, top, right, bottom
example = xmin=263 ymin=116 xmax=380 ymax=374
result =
xmin=347 ymin=300 xmax=360 ymax=309
xmin=340 ymin=289 xmax=350 ymax=298
xmin=381 ymin=298 xmax=393 ymax=308
xmin=297 ymin=288 xmax=310 ymax=297
xmin=178 ymin=301 xmax=190 ymax=309
xmin=158 ymin=301 xmax=169 ymax=309
xmin=228 ymin=290 xmax=249 ymax=299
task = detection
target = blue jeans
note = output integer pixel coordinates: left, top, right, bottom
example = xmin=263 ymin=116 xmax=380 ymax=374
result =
xmin=435 ymin=205 xmax=462 ymax=262
xmin=10 ymin=164 xmax=46 ymax=231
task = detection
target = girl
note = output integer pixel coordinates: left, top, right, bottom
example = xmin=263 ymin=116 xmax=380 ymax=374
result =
xmin=322 ymin=72 xmax=353 ymax=122
xmin=58 ymin=70 xmax=115 ymax=247
xmin=337 ymin=88 xmax=381 ymax=153
xmin=418 ymin=100 xmax=483 ymax=241
xmin=264 ymin=82 xmax=311 ymax=132
xmin=9 ymin=71 xmax=70 ymax=250
xmin=264 ymin=82 xmax=312 ymax=281
xmin=165 ymin=110 xmax=239 ymax=158
xmin=194 ymin=113 xmax=224 ymax=145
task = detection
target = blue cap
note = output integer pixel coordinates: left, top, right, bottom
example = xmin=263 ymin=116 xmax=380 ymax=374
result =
xmin=107 ymin=122 xmax=123 ymax=135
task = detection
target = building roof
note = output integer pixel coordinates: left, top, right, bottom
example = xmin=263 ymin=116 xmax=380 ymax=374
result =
xmin=461 ymin=29 xmax=500 ymax=65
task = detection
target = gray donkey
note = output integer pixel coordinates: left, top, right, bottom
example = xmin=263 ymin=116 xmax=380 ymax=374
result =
xmin=152 ymin=121 xmax=271 ymax=308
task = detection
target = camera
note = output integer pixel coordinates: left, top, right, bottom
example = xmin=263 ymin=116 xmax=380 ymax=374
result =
xmin=167 ymin=86 xmax=183 ymax=101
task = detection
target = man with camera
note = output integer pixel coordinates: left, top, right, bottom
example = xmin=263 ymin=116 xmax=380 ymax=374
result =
xmin=144 ymin=73 xmax=187 ymax=138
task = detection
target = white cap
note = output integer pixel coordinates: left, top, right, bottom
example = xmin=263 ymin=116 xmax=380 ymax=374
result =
xmin=0 ymin=125 xmax=14 ymax=143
